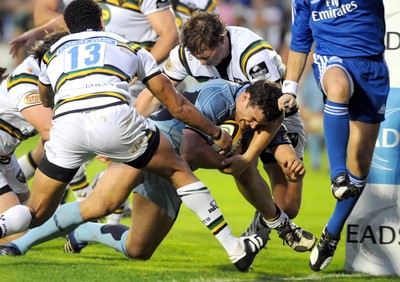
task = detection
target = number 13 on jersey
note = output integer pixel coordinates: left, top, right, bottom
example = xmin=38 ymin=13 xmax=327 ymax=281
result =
xmin=64 ymin=42 xmax=106 ymax=72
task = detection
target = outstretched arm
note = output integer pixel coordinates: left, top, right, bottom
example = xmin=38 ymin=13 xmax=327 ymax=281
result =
xmin=278 ymin=50 xmax=308 ymax=111
xmin=9 ymin=15 xmax=65 ymax=58
xmin=146 ymin=8 xmax=180 ymax=64
xmin=145 ymin=73 xmax=232 ymax=151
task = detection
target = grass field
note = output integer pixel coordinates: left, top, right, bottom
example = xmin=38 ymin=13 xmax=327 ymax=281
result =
xmin=1 ymin=136 xmax=399 ymax=281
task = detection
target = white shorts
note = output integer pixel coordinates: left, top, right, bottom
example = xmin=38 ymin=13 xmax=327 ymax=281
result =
xmin=0 ymin=154 xmax=29 ymax=195
xmin=45 ymin=104 xmax=156 ymax=169
xmin=283 ymin=111 xmax=306 ymax=159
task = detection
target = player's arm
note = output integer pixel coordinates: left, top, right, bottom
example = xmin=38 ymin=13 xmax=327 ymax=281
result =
xmin=220 ymin=114 xmax=284 ymax=176
xmin=134 ymin=78 xmax=179 ymax=117
xmin=34 ymin=0 xmax=62 ymax=27
xmin=180 ymin=128 xmax=228 ymax=169
xmin=145 ymin=73 xmax=232 ymax=151
xmin=9 ymin=16 xmax=65 ymax=58
xmin=21 ymin=101 xmax=53 ymax=141
xmin=146 ymin=8 xmax=180 ymax=64
xmin=277 ymin=50 xmax=308 ymax=111
xmin=38 ymin=82 xmax=55 ymax=108
xmin=278 ymin=0 xmax=313 ymax=111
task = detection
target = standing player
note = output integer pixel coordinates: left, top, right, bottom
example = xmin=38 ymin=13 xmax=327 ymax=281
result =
xmin=278 ymin=0 xmax=389 ymax=271
xmin=135 ymin=11 xmax=306 ymax=235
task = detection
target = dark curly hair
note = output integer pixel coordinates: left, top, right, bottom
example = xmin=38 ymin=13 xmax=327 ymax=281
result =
xmin=64 ymin=0 xmax=103 ymax=33
xmin=247 ymin=80 xmax=283 ymax=122
xmin=180 ymin=11 xmax=226 ymax=56
xmin=29 ymin=28 xmax=70 ymax=62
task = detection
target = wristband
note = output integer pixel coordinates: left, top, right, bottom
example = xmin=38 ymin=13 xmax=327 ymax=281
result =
xmin=212 ymin=128 xmax=222 ymax=141
xmin=282 ymin=80 xmax=298 ymax=97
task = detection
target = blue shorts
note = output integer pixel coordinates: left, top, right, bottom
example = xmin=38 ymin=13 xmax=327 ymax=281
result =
xmin=312 ymin=54 xmax=389 ymax=123
xmin=134 ymin=171 xmax=182 ymax=220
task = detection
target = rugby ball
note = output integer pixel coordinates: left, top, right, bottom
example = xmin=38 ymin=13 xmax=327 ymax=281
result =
xmin=216 ymin=120 xmax=242 ymax=157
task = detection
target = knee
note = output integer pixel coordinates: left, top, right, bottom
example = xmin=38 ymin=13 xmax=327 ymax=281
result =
xmin=80 ymin=199 xmax=120 ymax=221
xmin=125 ymin=245 xmax=155 ymax=261
xmin=283 ymin=206 xmax=300 ymax=219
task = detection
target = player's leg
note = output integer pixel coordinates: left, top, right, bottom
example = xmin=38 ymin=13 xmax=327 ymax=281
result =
xmin=0 ymin=161 xmax=73 ymax=239
xmin=0 ymin=156 xmax=31 ymax=244
xmin=67 ymin=164 xmax=93 ymax=202
xmin=123 ymin=192 xmax=176 ymax=259
xmin=64 ymin=193 xmax=176 ymax=258
xmin=78 ymin=162 xmax=141 ymax=221
xmin=17 ymin=138 xmax=44 ymax=180
xmin=0 ymin=162 xmax=137 ymax=256
xmin=0 ymin=190 xmax=27 ymax=245
xmin=309 ymin=56 xmax=389 ymax=271
xmin=320 ymin=65 xmax=357 ymax=200
xmin=267 ymin=143 xmax=305 ymax=218
xmin=309 ymin=122 xmax=379 ymax=271
xmin=263 ymin=162 xmax=302 ymax=219
xmin=141 ymin=133 xmax=269 ymax=271
xmin=234 ymin=159 xmax=314 ymax=252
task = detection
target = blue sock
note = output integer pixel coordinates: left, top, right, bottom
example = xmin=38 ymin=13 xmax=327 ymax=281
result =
xmin=324 ymin=100 xmax=349 ymax=179
xmin=74 ymin=222 xmax=129 ymax=257
xmin=327 ymin=173 xmax=367 ymax=238
xmin=12 ymin=202 xmax=83 ymax=254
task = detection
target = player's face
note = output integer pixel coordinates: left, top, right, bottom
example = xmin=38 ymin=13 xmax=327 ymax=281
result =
xmin=235 ymin=95 xmax=267 ymax=130
xmin=194 ymin=44 xmax=225 ymax=66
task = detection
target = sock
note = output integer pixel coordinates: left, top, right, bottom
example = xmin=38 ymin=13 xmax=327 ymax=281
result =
xmin=0 ymin=205 xmax=32 ymax=238
xmin=18 ymin=151 xmax=37 ymax=180
xmin=177 ymin=181 xmax=239 ymax=255
xmin=12 ymin=201 xmax=83 ymax=254
xmin=74 ymin=222 xmax=130 ymax=256
xmin=324 ymin=100 xmax=349 ymax=179
xmin=327 ymin=173 xmax=367 ymax=238
xmin=67 ymin=164 xmax=93 ymax=201
xmin=106 ymin=203 xmax=125 ymax=225
xmin=262 ymin=208 xmax=288 ymax=230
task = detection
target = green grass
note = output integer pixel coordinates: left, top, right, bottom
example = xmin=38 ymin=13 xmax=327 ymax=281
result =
xmin=1 ymin=136 xmax=398 ymax=281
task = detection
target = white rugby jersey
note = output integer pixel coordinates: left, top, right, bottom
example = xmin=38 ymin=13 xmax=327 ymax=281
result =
xmin=39 ymin=31 xmax=161 ymax=119
xmin=0 ymin=55 xmax=41 ymax=154
xmin=62 ymin=0 xmax=171 ymax=50
xmin=163 ymin=26 xmax=284 ymax=85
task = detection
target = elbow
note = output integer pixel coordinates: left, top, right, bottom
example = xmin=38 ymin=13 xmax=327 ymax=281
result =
xmin=180 ymin=150 xmax=194 ymax=165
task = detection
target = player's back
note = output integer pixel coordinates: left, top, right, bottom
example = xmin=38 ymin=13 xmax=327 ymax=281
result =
xmin=43 ymin=31 xmax=141 ymax=98
xmin=40 ymin=31 xmax=156 ymax=118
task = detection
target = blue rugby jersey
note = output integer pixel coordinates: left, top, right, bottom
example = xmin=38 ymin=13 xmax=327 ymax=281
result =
xmin=290 ymin=0 xmax=386 ymax=57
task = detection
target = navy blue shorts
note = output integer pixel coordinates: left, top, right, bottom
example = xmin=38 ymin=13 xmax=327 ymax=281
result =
xmin=312 ymin=54 xmax=389 ymax=123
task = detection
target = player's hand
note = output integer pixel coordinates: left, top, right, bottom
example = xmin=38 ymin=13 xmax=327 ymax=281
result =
xmin=9 ymin=29 xmax=40 ymax=58
xmin=219 ymin=152 xmax=250 ymax=176
xmin=283 ymin=158 xmax=306 ymax=182
xmin=278 ymin=93 xmax=297 ymax=112
xmin=213 ymin=129 xmax=232 ymax=155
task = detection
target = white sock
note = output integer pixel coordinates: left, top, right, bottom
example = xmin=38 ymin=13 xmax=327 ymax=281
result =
xmin=263 ymin=208 xmax=288 ymax=229
xmin=177 ymin=181 xmax=238 ymax=254
xmin=0 ymin=205 xmax=32 ymax=238
xmin=106 ymin=212 xmax=123 ymax=225
xmin=18 ymin=153 xmax=37 ymax=180
xmin=67 ymin=164 xmax=93 ymax=201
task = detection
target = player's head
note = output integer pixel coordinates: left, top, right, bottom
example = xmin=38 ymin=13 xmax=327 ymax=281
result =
xmin=235 ymin=80 xmax=283 ymax=129
xmin=180 ymin=11 xmax=228 ymax=66
xmin=29 ymin=28 xmax=69 ymax=62
xmin=248 ymin=80 xmax=283 ymax=122
xmin=64 ymin=0 xmax=103 ymax=33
